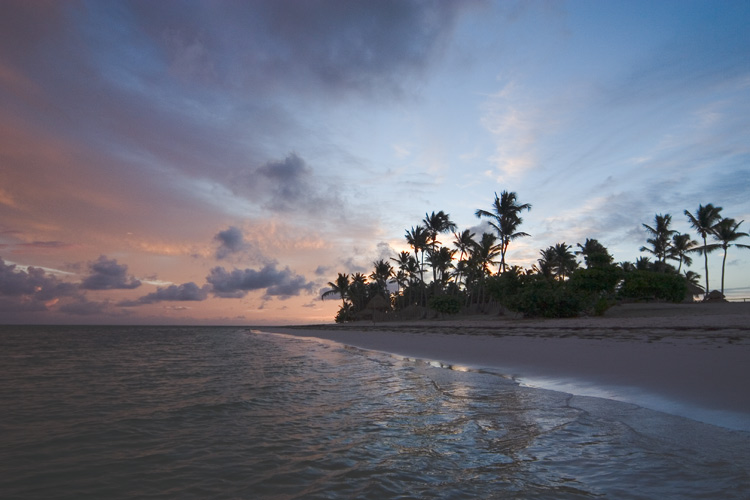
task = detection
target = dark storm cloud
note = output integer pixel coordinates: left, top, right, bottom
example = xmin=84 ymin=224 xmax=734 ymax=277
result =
xmin=207 ymin=264 xmax=315 ymax=299
xmin=118 ymin=282 xmax=210 ymax=307
xmin=80 ymin=256 xmax=141 ymax=290
xmin=214 ymin=226 xmax=248 ymax=259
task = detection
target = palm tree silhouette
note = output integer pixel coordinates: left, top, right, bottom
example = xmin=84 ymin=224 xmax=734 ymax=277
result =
xmin=426 ymin=246 xmax=456 ymax=287
xmin=472 ymin=232 xmax=502 ymax=276
xmin=668 ymin=233 xmax=698 ymax=273
xmin=369 ymin=259 xmax=394 ymax=296
xmin=711 ymin=218 xmax=750 ymax=296
xmin=539 ymin=243 xmax=577 ymax=280
xmin=685 ymin=203 xmax=723 ymax=297
xmin=640 ymin=214 xmax=676 ymax=269
xmin=405 ymin=225 xmax=429 ymax=289
xmin=475 ymin=191 xmax=532 ymax=274
xmin=322 ymin=273 xmax=350 ymax=309
xmin=423 ymin=211 xmax=457 ymax=285
xmin=452 ymin=229 xmax=476 ymax=290
xmin=575 ymin=238 xmax=613 ymax=268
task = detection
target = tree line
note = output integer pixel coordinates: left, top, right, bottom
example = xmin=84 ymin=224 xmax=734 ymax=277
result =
xmin=323 ymin=192 xmax=749 ymax=322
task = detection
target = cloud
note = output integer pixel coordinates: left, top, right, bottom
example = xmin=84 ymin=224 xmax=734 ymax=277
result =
xmin=58 ymin=298 xmax=109 ymax=316
xmin=129 ymin=0 xmax=474 ymax=98
xmin=214 ymin=226 xmax=249 ymax=259
xmin=80 ymin=256 xmax=142 ymax=290
xmin=206 ymin=264 xmax=315 ymax=299
xmin=0 ymin=257 xmax=82 ymax=313
xmin=231 ymin=153 xmax=342 ymax=214
xmin=18 ymin=240 xmax=70 ymax=249
xmin=0 ymin=257 xmax=78 ymax=300
xmin=118 ymin=282 xmax=210 ymax=307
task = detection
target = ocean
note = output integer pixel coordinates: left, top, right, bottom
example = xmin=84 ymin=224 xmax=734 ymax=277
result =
xmin=1 ymin=325 xmax=748 ymax=499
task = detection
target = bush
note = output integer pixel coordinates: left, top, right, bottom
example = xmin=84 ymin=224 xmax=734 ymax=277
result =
xmin=334 ymin=305 xmax=354 ymax=323
xmin=488 ymin=274 xmax=587 ymax=318
xmin=618 ymin=270 xmax=687 ymax=303
xmin=568 ymin=266 xmax=622 ymax=296
xmin=428 ymin=295 xmax=462 ymax=315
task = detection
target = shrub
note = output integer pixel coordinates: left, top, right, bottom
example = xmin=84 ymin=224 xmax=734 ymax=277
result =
xmin=428 ymin=295 xmax=462 ymax=315
xmin=334 ymin=305 xmax=354 ymax=323
xmin=488 ymin=274 xmax=586 ymax=318
xmin=618 ymin=270 xmax=687 ymax=303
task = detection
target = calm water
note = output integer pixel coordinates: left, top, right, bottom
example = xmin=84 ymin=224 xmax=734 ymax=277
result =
xmin=1 ymin=325 xmax=749 ymax=499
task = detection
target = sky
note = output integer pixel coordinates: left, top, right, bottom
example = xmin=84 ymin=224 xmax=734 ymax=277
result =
xmin=1 ymin=0 xmax=749 ymax=325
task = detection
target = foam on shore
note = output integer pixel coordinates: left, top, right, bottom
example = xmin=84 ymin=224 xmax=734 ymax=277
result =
xmin=264 ymin=322 xmax=750 ymax=432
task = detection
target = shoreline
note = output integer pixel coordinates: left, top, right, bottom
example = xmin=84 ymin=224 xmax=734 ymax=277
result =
xmin=265 ymin=302 xmax=750 ymax=432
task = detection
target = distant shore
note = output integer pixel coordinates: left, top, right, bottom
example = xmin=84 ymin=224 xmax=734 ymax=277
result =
xmin=266 ymin=302 xmax=750 ymax=431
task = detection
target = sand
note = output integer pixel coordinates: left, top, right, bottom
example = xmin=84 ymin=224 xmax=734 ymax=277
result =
xmin=265 ymin=302 xmax=750 ymax=431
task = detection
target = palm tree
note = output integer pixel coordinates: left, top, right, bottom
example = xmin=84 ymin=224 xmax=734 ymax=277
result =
xmin=405 ymin=225 xmax=429 ymax=287
xmin=685 ymin=203 xmax=723 ymax=296
xmin=423 ymin=211 xmax=457 ymax=285
xmin=554 ymin=242 xmax=578 ymax=280
xmin=348 ymin=273 xmax=369 ymax=312
xmin=426 ymin=246 xmax=456 ymax=287
xmin=452 ymin=229 xmax=476 ymax=289
xmin=369 ymin=259 xmax=394 ymax=296
xmin=635 ymin=256 xmax=652 ymax=271
xmin=475 ymin=191 xmax=531 ymax=273
xmin=684 ymin=270 xmax=704 ymax=291
xmin=539 ymin=243 xmax=578 ymax=280
xmin=471 ymin=233 xmax=502 ymax=276
xmin=536 ymin=246 xmax=556 ymax=278
xmin=711 ymin=218 xmax=750 ymax=296
xmin=469 ymin=233 xmax=502 ymax=305
xmin=575 ymin=238 xmax=613 ymax=268
xmin=668 ymin=233 xmax=698 ymax=273
xmin=640 ymin=213 xmax=676 ymax=268
xmin=321 ymin=272 xmax=350 ymax=309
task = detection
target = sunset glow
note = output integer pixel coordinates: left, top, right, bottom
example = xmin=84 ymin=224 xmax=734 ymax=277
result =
xmin=1 ymin=0 xmax=748 ymax=325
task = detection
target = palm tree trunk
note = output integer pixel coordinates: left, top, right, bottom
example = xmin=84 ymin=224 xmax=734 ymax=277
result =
xmin=721 ymin=247 xmax=727 ymax=297
xmin=703 ymin=236 xmax=709 ymax=298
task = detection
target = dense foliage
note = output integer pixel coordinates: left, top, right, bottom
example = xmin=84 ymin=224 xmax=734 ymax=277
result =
xmin=322 ymin=192 xmax=748 ymax=322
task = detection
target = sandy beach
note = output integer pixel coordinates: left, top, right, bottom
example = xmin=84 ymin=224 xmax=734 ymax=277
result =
xmin=267 ymin=302 xmax=750 ymax=431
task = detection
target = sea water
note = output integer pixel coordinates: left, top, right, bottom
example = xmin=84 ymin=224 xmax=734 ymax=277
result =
xmin=1 ymin=325 xmax=748 ymax=499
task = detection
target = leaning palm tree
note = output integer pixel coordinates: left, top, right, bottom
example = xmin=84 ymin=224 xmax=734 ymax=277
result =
xmin=668 ymin=233 xmax=698 ymax=273
xmin=321 ymin=272 xmax=350 ymax=309
xmin=685 ymin=203 xmax=723 ymax=297
xmin=711 ymin=218 xmax=750 ymax=296
xmin=475 ymin=191 xmax=532 ymax=273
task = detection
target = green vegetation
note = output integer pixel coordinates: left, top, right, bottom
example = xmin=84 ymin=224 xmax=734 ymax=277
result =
xmin=322 ymin=192 xmax=749 ymax=322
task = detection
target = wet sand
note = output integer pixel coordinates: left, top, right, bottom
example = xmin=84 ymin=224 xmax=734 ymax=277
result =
xmin=266 ymin=302 xmax=750 ymax=431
